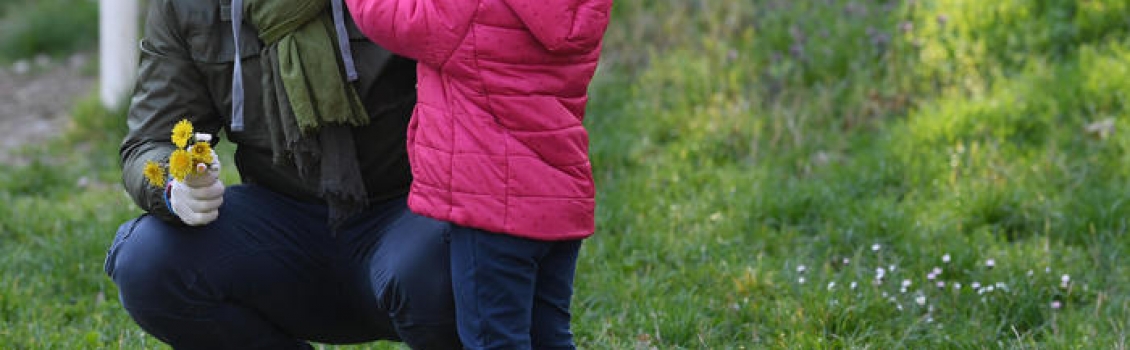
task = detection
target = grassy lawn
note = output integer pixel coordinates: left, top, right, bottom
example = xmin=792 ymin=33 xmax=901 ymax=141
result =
xmin=3 ymin=0 xmax=1130 ymax=348
xmin=0 ymin=0 xmax=98 ymax=64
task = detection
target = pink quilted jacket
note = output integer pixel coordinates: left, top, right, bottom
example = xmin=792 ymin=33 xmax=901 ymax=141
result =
xmin=347 ymin=0 xmax=612 ymax=240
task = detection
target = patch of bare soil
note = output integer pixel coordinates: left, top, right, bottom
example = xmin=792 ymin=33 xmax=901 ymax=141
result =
xmin=0 ymin=53 xmax=96 ymax=166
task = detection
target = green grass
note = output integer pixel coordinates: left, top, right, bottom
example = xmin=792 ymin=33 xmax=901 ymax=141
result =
xmin=0 ymin=0 xmax=98 ymax=63
xmin=3 ymin=0 xmax=1130 ymax=348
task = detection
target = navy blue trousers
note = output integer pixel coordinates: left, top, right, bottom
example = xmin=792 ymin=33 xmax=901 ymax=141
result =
xmin=104 ymin=185 xmax=460 ymax=349
xmin=449 ymin=226 xmax=583 ymax=350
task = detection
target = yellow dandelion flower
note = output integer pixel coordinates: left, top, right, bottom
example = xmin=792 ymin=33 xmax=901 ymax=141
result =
xmin=168 ymin=149 xmax=193 ymax=181
xmin=171 ymin=119 xmax=194 ymax=148
xmin=143 ymin=161 xmax=166 ymax=187
xmin=189 ymin=141 xmax=214 ymax=167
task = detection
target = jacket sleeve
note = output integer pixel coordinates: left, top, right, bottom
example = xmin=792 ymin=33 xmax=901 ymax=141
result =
xmin=120 ymin=0 xmax=223 ymax=223
xmin=502 ymin=0 xmax=612 ymax=54
xmin=345 ymin=0 xmax=476 ymax=67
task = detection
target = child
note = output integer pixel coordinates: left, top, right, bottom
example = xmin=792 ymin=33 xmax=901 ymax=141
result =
xmin=345 ymin=0 xmax=612 ymax=348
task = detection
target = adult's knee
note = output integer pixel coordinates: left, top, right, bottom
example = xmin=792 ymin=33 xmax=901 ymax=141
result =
xmin=370 ymin=214 xmax=459 ymax=345
xmin=382 ymin=216 xmax=455 ymax=302
xmin=382 ymin=251 xmax=461 ymax=350
xmin=357 ymin=211 xmax=461 ymax=348
xmin=105 ymin=216 xmax=201 ymax=314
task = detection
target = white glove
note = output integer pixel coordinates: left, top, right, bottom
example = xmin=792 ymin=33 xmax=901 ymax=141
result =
xmin=168 ymin=151 xmax=224 ymax=226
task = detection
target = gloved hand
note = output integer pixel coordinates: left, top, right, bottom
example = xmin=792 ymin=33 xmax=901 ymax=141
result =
xmin=167 ymin=150 xmax=224 ymax=226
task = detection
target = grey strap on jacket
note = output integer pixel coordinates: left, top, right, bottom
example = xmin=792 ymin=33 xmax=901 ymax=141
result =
xmin=230 ymin=0 xmax=245 ymax=131
xmin=330 ymin=0 xmax=359 ymax=82
xmin=229 ymin=0 xmax=358 ymax=132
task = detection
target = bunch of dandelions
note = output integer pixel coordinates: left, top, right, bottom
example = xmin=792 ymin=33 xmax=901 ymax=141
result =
xmin=143 ymin=119 xmax=215 ymax=187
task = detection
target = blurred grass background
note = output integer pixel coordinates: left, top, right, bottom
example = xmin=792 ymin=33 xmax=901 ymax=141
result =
xmin=2 ymin=0 xmax=1130 ymax=348
xmin=0 ymin=0 xmax=99 ymax=64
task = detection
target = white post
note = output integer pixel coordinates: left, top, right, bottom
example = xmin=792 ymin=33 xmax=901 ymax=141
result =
xmin=99 ymin=0 xmax=140 ymax=110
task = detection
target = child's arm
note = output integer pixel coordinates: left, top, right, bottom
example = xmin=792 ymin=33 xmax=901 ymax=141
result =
xmin=502 ymin=0 xmax=613 ymax=54
xmin=346 ymin=0 xmax=476 ymax=66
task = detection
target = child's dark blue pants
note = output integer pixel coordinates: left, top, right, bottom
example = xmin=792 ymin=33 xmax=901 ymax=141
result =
xmin=449 ymin=225 xmax=583 ymax=350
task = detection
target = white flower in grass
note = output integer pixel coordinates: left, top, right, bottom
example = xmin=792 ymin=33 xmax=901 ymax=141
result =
xmin=1051 ymin=301 xmax=1062 ymax=310
xmin=896 ymin=304 xmax=904 ymax=311
xmin=1061 ymin=274 xmax=1071 ymax=285
xmin=1027 ymin=270 xmax=1034 ymax=277
xmin=875 ymin=267 xmax=887 ymax=280
xmin=901 ymin=279 xmax=912 ymax=288
xmin=1046 ymin=267 xmax=1052 ymax=273
xmin=971 ymin=282 xmax=981 ymax=290
xmin=916 ymin=295 xmax=927 ymax=305
xmin=953 ymin=282 xmax=962 ymax=290
xmin=900 ymin=287 xmax=908 ymax=294
xmin=797 ymin=265 xmax=807 ymax=273
xmin=798 ymin=277 xmax=806 ymax=284
xmin=936 ymin=281 xmax=946 ymax=289
xmin=985 ymin=259 xmax=996 ymax=269
xmin=888 ymin=264 xmax=897 ymax=272
xmin=995 ymin=282 xmax=1008 ymax=291
xmin=942 ymin=254 xmax=951 ymax=263
xmin=871 ymin=244 xmax=881 ymax=252
xmin=932 ymin=267 xmax=943 ymax=275
xmin=850 ymin=281 xmax=858 ymax=290
xmin=882 ymin=291 xmax=889 ymax=298
xmin=827 ymin=281 xmax=836 ymax=291
xmin=927 ymin=273 xmax=937 ymax=281
xmin=843 ymin=258 xmax=851 ymax=265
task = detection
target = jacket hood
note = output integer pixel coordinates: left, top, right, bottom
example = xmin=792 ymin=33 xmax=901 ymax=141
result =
xmin=502 ymin=0 xmax=612 ymax=54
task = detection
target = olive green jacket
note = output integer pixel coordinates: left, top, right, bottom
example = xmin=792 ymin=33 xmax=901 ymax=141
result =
xmin=120 ymin=0 xmax=417 ymax=223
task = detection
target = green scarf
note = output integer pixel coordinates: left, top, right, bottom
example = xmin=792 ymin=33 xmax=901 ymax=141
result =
xmin=246 ymin=0 xmax=367 ymax=130
xmin=236 ymin=0 xmax=369 ymax=230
